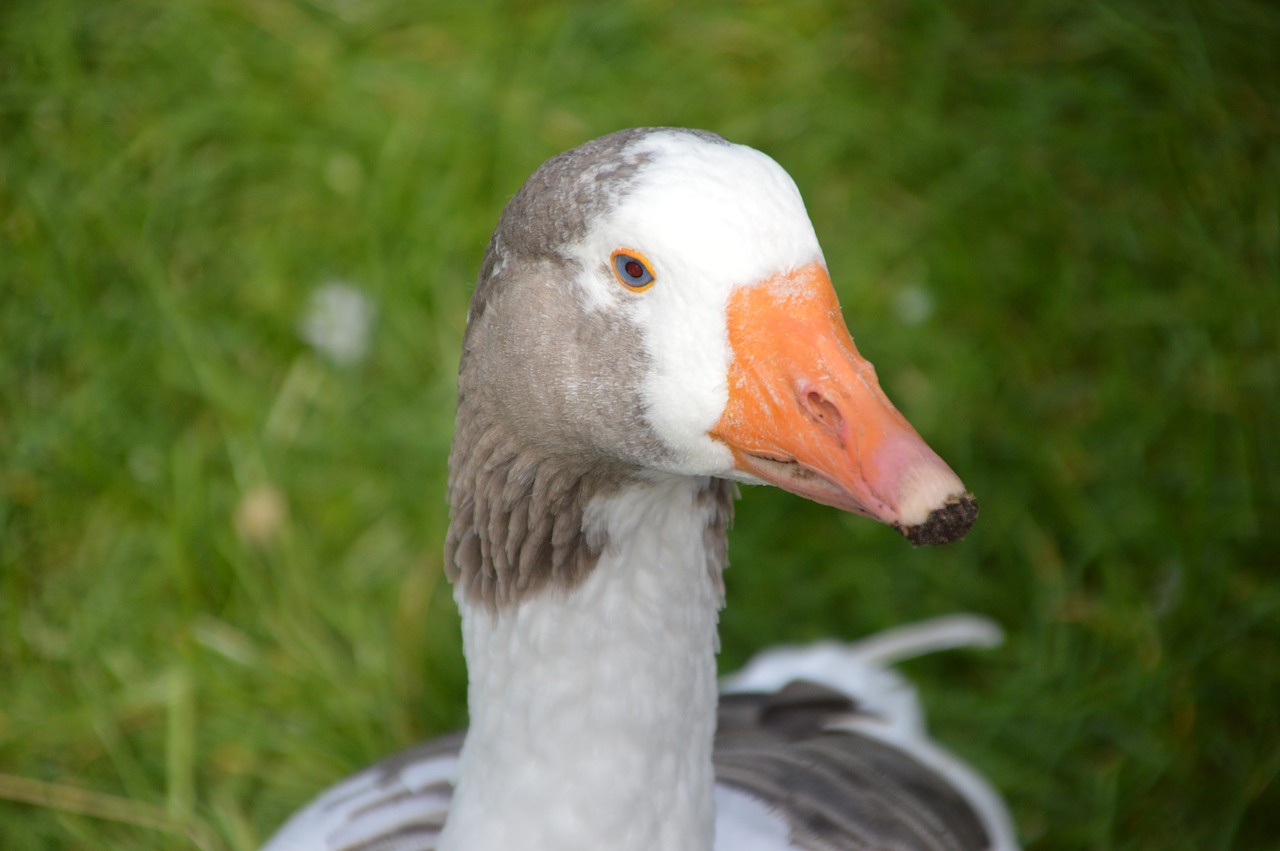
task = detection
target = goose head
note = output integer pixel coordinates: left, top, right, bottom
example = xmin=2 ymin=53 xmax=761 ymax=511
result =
xmin=449 ymin=128 xmax=975 ymax=604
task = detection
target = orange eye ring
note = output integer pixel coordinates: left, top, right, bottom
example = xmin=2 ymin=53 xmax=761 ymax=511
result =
xmin=610 ymin=248 xmax=656 ymax=292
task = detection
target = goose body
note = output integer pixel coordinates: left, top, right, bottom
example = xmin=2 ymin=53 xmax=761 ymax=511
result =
xmin=263 ymin=128 xmax=1018 ymax=851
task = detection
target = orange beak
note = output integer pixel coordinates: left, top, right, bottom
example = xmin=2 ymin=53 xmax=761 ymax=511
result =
xmin=709 ymin=263 xmax=977 ymax=546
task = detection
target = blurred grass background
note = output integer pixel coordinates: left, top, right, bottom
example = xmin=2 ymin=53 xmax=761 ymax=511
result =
xmin=2 ymin=0 xmax=1277 ymax=848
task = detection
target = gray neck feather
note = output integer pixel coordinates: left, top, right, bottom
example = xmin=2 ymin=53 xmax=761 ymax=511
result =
xmin=444 ymin=411 xmax=620 ymax=609
xmin=445 ymin=408 xmax=737 ymax=610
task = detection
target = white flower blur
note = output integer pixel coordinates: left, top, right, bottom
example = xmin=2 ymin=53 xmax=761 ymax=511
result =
xmin=298 ymin=281 xmax=377 ymax=366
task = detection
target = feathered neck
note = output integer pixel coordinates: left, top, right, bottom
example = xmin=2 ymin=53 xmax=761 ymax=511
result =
xmin=439 ymin=463 xmax=735 ymax=851
xmin=443 ymin=413 xmax=617 ymax=609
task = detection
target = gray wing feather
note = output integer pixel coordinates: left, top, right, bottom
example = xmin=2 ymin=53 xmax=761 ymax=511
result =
xmin=263 ymin=734 xmax=462 ymax=851
xmin=714 ymin=685 xmax=991 ymax=851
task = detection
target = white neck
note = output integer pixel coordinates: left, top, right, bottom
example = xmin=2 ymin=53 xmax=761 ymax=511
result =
xmin=438 ymin=476 xmax=726 ymax=851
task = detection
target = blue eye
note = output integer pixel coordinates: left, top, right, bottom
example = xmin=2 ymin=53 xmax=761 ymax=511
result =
xmin=611 ymin=250 xmax=655 ymax=291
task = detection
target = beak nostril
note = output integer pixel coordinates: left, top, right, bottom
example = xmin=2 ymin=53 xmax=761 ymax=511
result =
xmin=802 ymin=390 xmax=845 ymax=438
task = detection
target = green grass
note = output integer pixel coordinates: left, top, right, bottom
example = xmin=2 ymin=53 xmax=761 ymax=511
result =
xmin=2 ymin=0 xmax=1277 ymax=848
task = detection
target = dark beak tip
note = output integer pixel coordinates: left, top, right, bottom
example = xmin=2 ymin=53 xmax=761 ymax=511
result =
xmin=900 ymin=493 xmax=979 ymax=547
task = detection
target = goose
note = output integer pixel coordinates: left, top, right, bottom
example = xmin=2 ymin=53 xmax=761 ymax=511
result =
xmin=263 ymin=127 xmax=1019 ymax=851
